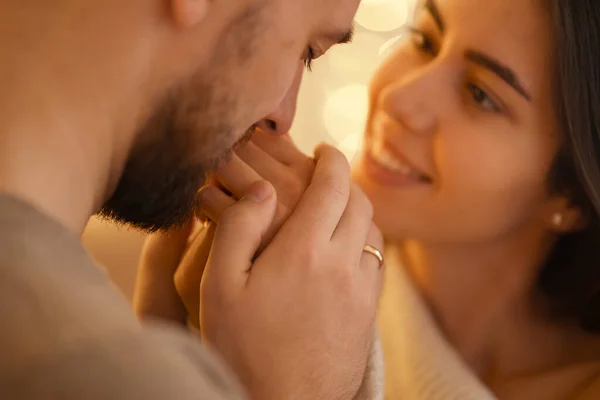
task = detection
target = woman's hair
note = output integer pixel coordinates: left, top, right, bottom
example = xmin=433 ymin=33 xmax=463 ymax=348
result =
xmin=536 ymin=0 xmax=600 ymax=331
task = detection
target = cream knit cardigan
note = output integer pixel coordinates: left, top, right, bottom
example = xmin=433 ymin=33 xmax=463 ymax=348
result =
xmin=357 ymin=250 xmax=497 ymax=400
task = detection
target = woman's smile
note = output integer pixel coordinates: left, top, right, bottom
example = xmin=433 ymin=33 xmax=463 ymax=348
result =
xmin=361 ymin=112 xmax=433 ymax=188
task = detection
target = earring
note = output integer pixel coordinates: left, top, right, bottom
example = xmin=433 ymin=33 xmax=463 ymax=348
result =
xmin=552 ymin=212 xmax=563 ymax=227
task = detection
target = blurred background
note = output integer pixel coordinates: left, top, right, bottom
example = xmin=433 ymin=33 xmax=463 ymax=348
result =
xmin=83 ymin=0 xmax=418 ymax=301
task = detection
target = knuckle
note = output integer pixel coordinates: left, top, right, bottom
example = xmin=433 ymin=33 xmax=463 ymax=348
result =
xmin=317 ymin=146 xmax=350 ymax=173
xmin=332 ymin=146 xmax=350 ymax=166
xmin=328 ymin=151 xmax=351 ymax=176
xmin=323 ymin=170 xmax=350 ymax=198
xmin=322 ymin=175 xmax=349 ymax=201
xmin=294 ymin=244 xmax=326 ymax=274
xmin=302 ymin=247 xmax=322 ymax=271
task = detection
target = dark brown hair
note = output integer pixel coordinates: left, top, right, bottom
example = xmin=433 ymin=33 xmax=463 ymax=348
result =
xmin=536 ymin=0 xmax=600 ymax=331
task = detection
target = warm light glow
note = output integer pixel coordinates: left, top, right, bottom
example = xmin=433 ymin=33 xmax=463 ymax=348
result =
xmin=355 ymin=0 xmax=412 ymax=32
xmin=337 ymin=133 xmax=364 ymax=162
xmin=322 ymin=85 xmax=369 ymax=143
xmin=379 ymin=34 xmax=407 ymax=59
xmin=325 ymin=33 xmax=385 ymax=87
xmin=290 ymin=1 xmax=417 ymax=156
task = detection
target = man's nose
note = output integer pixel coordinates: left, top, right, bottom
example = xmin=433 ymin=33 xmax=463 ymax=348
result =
xmin=256 ymin=64 xmax=303 ymax=136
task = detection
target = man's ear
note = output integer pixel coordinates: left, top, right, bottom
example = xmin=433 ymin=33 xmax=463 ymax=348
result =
xmin=170 ymin=0 xmax=211 ymax=28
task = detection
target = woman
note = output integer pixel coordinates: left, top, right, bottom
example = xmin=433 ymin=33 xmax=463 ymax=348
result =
xmin=169 ymin=0 xmax=600 ymax=398
xmin=351 ymin=0 xmax=600 ymax=398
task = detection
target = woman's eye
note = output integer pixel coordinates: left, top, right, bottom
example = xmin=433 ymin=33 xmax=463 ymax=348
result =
xmin=304 ymin=47 xmax=315 ymax=72
xmin=467 ymin=83 xmax=502 ymax=113
xmin=408 ymin=28 xmax=436 ymax=54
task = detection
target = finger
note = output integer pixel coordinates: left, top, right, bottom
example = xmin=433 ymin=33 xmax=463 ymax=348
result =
xmin=133 ymin=223 xmax=192 ymax=324
xmin=187 ymin=218 xmax=208 ymax=246
xmin=236 ymin=141 xmax=286 ymax=181
xmin=237 ymin=141 xmax=315 ymax=199
xmin=174 ymin=222 xmax=217 ymax=329
xmin=359 ymin=224 xmax=385 ymax=302
xmin=273 ymin=144 xmax=350 ymax=243
xmin=215 ymin=154 xmax=262 ymax=199
xmin=331 ymin=183 xmax=374 ymax=256
xmin=197 ymin=185 xmax=236 ymax=223
xmin=251 ymin=130 xmax=308 ymax=166
xmin=205 ymin=180 xmax=278 ymax=290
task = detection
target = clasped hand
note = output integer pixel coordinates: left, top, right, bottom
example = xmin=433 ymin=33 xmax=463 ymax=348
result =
xmin=135 ymin=131 xmax=383 ymax=400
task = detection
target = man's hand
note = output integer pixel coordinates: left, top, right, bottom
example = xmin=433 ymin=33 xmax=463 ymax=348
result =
xmin=196 ymin=142 xmax=383 ymax=399
xmin=136 ymin=133 xmax=384 ymax=399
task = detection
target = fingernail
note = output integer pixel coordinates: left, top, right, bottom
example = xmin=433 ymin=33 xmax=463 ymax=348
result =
xmin=243 ymin=180 xmax=273 ymax=203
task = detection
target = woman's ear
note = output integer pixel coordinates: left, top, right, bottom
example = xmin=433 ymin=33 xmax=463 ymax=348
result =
xmin=543 ymin=196 xmax=587 ymax=234
xmin=170 ymin=0 xmax=211 ymax=28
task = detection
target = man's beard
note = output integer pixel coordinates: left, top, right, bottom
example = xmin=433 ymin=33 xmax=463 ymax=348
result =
xmin=98 ymin=79 xmax=257 ymax=233
xmin=98 ymin=2 xmax=266 ymax=232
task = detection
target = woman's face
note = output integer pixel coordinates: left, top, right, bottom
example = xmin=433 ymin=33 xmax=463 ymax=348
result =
xmin=353 ymin=0 xmax=562 ymax=243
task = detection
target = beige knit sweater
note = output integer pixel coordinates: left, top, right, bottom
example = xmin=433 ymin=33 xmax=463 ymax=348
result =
xmin=375 ymin=249 xmax=497 ymax=400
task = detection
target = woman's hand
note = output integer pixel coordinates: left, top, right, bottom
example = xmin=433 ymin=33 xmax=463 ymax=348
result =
xmin=173 ymin=132 xmax=316 ymax=326
xmin=214 ymin=132 xmax=316 ymax=252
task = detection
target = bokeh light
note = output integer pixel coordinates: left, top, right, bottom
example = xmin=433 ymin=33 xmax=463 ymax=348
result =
xmin=355 ymin=0 xmax=412 ymax=32
xmin=289 ymin=0 xmax=417 ymax=156
xmin=322 ymin=85 xmax=369 ymax=143
xmin=338 ymin=133 xmax=364 ymax=162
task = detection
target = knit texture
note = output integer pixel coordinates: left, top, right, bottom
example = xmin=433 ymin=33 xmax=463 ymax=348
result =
xmin=377 ymin=250 xmax=497 ymax=399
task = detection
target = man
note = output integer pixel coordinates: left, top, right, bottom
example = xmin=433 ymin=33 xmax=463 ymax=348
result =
xmin=0 ymin=0 xmax=384 ymax=399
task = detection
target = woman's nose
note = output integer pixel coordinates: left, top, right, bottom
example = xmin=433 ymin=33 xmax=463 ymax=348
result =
xmin=378 ymin=70 xmax=440 ymax=136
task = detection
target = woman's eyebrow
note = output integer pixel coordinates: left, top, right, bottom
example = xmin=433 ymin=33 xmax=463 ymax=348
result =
xmin=466 ymin=50 xmax=532 ymax=101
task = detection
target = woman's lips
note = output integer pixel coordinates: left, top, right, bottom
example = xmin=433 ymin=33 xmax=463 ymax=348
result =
xmin=362 ymin=135 xmax=432 ymax=187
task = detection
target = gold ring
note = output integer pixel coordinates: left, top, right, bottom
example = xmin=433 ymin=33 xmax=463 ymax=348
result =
xmin=363 ymin=245 xmax=384 ymax=269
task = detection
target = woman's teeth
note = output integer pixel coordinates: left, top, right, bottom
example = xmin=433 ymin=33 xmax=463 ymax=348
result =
xmin=370 ymin=138 xmax=429 ymax=181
